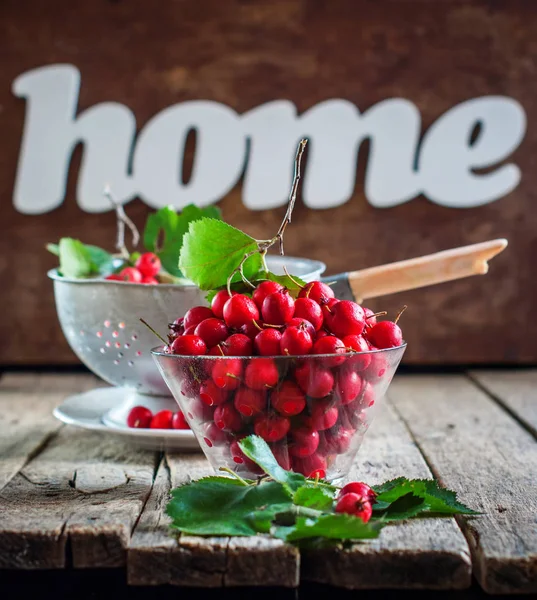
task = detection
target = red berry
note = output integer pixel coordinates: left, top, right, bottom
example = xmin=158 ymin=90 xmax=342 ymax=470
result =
xmin=202 ymin=421 xmax=228 ymax=447
xmin=199 ymin=379 xmax=228 ymax=406
xmin=339 ymin=481 xmax=377 ymax=503
xmin=295 ymin=363 xmax=334 ymax=398
xmin=280 ymin=326 xmax=313 ymax=356
xmin=363 ymin=307 xmax=377 ymax=326
xmin=170 ymin=335 xmax=207 ymax=355
xmin=214 ymin=403 xmax=243 ymax=432
xmin=183 ymin=306 xmax=214 ymax=330
xmin=335 ymin=493 xmax=373 ymax=523
xmin=270 ymin=443 xmax=291 ymax=470
xmin=335 ymin=368 xmax=364 ymax=405
xmin=194 ymin=318 xmax=229 ymax=348
xmin=239 ymin=320 xmax=261 ymax=341
xmin=320 ymin=297 xmax=340 ymax=323
xmin=150 ymin=410 xmax=174 ymax=429
xmin=171 ymin=411 xmax=190 ymax=429
xmin=221 ymin=333 xmax=253 ymax=356
xmin=189 ymin=398 xmax=214 ymax=422
xmin=342 ymin=334 xmax=371 ymax=370
xmin=119 ymin=267 xmax=143 ymax=283
xmin=211 ymin=358 xmax=242 ymax=390
xmin=105 ymin=274 xmax=123 ymax=281
xmin=127 ymin=406 xmax=152 ymax=428
xmin=230 ymin=439 xmax=263 ymax=473
xmin=292 ymin=453 xmax=327 ymax=479
xmin=223 ymin=294 xmax=260 ymax=329
xmin=287 ymin=317 xmax=316 ymax=340
xmin=358 ymin=382 xmax=376 ymax=408
xmin=320 ymin=426 xmax=354 ymax=455
xmin=305 ymin=399 xmax=339 ymax=430
xmin=254 ymin=328 xmax=282 ymax=356
xmin=233 ymin=387 xmax=266 ymax=417
xmin=325 ymin=301 xmax=366 ymax=338
xmin=368 ymin=321 xmax=403 ymax=349
xmin=135 ymin=252 xmax=161 ymax=277
xmin=271 ymin=381 xmax=306 ymax=416
xmin=262 ymin=290 xmax=295 ymax=325
xmin=211 ymin=290 xmax=237 ymax=319
xmin=298 ymin=281 xmax=335 ymax=305
xmin=289 ymin=427 xmax=320 ymax=457
xmin=254 ymin=413 xmax=290 ymax=442
xmin=312 ymin=335 xmax=346 ymax=367
xmin=315 ymin=329 xmax=330 ymax=340
xmin=183 ymin=325 xmax=197 ymax=335
xmin=365 ymin=352 xmax=388 ymax=382
xmin=142 ymin=276 xmax=159 ymax=285
xmin=293 ymin=297 xmax=323 ymax=330
xmin=252 ymin=280 xmax=284 ymax=310
xmin=245 ymin=358 xmax=279 ymax=390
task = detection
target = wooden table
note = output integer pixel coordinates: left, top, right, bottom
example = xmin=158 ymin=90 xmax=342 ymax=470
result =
xmin=0 ymin=370 xmax=536 ymax=594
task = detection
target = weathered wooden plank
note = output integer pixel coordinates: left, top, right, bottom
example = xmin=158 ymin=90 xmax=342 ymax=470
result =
xmin=470 ymin=369 xmax=537 ymax=438
xmin=128 ymin=453 xmax=299 ymax=587
xmin=0 ymin=373 xmax=97 ymax=491
xmin=389 ymin=374 xmax=537 ymax=594
xmin=0 ymin=428 xmax=158 ymax=569
xmin=300 ymin=400 xmax=472 ymax=590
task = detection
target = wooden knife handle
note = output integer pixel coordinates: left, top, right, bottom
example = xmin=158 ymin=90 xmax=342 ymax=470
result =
xmin=347 ymin=239 xmax=508 ymax=302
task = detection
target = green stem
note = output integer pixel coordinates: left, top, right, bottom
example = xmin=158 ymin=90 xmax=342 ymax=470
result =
xmin=219 ymin=467 xmax=250 ymax=486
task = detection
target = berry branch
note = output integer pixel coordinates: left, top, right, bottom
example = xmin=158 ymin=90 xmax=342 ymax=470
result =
xmin=226 ymin=139 xmax=308 ymax=294
xmin=103 ymin=184 xmax=140 ymax=259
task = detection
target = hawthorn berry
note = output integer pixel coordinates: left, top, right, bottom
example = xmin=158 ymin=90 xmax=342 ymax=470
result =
xmin=292 ymin=453 xmax=327 ymax=479
xmin=202 ymin=421 xmax=228 ymax=447
xmin=223 ymin=294 xmax=259 ymax=329
xmin=298 ymin=281 xmax=335 ymax=305
xmin=244 ymin=358 xmax=279 ymax=390
xmin=127 ymin=406 xmax=152 ymax=428
xmin=293 ymin=297 xmax=323 ymax=330
xmin=335 ymin=368 xmax=363 ymax=405
xmin=211 ymin=358 xmax=242 ymax=390
xmin=287 ymin=317 xmax=316 ymax=340
xmin=295 ymin=362 xmax=334 ymax=398
xmin=170 ymin=335 xmax=207 ymax=356
xmin=312 ymin=335 xmax=346 ymax=367
xmin=289 ymin=427 xmax=320 ymax=457
xmin=254 ymin=328 xmax=282 ymax=356
xmin=363 ymin=307 xmax=378 ymax=326
xmin=183 ymin=306 xmax=214 ymax=330
xmin=339 ymin=481 xmax=377 ymax=503
xmin=342 ymin=334 xmax=371 ymax=370
xmin=199 ymin=379 xmax=228 ymax=406
xmin=335 ymin=493 xmax=373 ymax=523
xmin=194 ymin=318 xmax=229 ymax=348
xmin=105 ymin=274 xmax=123 ymax=281
xmin=119 ymin=267 xmax=143 ymax=283
xmin=252 ymin=280 xmax=284 ymax=310
xmin=253 ymin=413 xmax=290 ymax=442
xmin=325 ymin=300 xmax=366 ymax=338
xmin=271 ymin=380 xmax=306 ymax=416
xmin=150 ymin=410 xmax=174 ymax=429
xmin=171 ymin=411 xmax=190 ymax=429
xmin=280 ymin=325 xmax=313 ymax=355
xmin=142 ymin=276 xmax=159 ymax=285
xmin=211 ymin=290 xmax=236 ymax=319
xmin=239 ymin=320 xmax=261 ymax=341
xmin=305 ymin=399 xmax=339 ymax=430
xmin=233 ymin=387 xmax=266 ymax=417
xmin=368 ymin=320 xmax=403 ymax=349
xmin=135 ymin=252 xmax=161 ymax=277
xmin=262 ymin=289 xmax=295 ymax=325
xmin=221 ymin=333 xmax=253 ymax=356
xmin=320 ymin=426 xmax=354 ymax=455
xmin=214 ymin=403 xmax=243 ymax=432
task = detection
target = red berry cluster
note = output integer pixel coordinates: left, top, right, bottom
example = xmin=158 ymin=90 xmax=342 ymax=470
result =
xmin=105 ymin=252 xmax=162 ymax=284
xmin=162 ymin=280 xmax=404 ymax=478
xmin=335 ymin=481 xmax=377 ymax=523
xmin=126 ymin=406 xmax=190 ymax=430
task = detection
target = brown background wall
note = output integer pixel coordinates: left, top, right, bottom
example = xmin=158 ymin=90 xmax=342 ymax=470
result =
xmin=0 ymin=0 xmax=535 ymax=366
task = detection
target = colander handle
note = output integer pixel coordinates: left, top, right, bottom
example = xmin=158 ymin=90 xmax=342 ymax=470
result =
xmin=324 ymin=238 xmax=508 ymax=303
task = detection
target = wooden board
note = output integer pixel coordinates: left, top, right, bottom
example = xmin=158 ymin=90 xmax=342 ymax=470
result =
xmin=300 ymin=400 xmax=471 ymax=590
xmin=0 ymin=0 xmax=535 ymax=366
xmin=389 ymin=374 xmax=537 ymax=594
xmin=0 ymin=373 xmax=97 ymax=491
xmin=469 ymin=369 xmax=537 ymax=438
xmin=0 ymin=427 xmax=158 ymax=569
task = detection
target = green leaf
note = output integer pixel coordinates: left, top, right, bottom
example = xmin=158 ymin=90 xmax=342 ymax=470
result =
xmin=373 ymin=478 xmax=478 ymax=515
xmin=85 ymin=245 xmax=116 ymax=275
xmin=238 ymin=435 xmax=305 ymax=492
xmin=263 ymin=272 xmax=307 ymax=297
xmin=58 ymin=238 xmax=94 ymax=278
xmin=273 ymin=514 xmax=383 ymax=543
xmin=293 ymin=484 xmax=335 ymax=511
xmin=179 ymin=219 xmax=263 ymax=290
xmin=143 ymin=206 xmax=179 ymax=253
xmin=46 ymin=243 xmax=59 ymax=256
xmin=375 ymin=493 xmax=429 ymax=522
xmin=247 ymin=503 xmax=295 ymax=534
xmin=166 ymin=478 xmax=290 ymax=536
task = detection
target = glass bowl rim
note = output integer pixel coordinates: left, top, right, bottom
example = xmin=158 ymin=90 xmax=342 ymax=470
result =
xmin=151 ymin=342 xmax=407 ymax=360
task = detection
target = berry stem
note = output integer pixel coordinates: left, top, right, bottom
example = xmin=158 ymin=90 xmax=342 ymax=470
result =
xmin=219 ymin=466 xmax=250 ymax=486
xmin=394 ymin=305 xmax=408 ymax=324
xmin=103 ymin=184 xmax=140 ymax=259
xmin=139 ymin=318 xmax=168 ymax=345
xmin=367 ymin=311 xmax=388 ymax=320
xmin=283 ymin=265 xmax=304 ymax=289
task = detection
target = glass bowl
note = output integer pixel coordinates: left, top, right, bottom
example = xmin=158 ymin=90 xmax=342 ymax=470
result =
xmin=152 ymin=344 xmax=406 ymax=481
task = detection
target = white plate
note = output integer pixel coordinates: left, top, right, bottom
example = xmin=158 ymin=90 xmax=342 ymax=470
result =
xmin=53 ymin=387 xmax=201 ymax=451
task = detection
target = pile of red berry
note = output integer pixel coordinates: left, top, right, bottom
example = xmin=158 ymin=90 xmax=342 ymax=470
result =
xmin=335 ymin=481 xmax=377 ymax=523
xmin=160 ymin=280 xmax=405 ymax=478
xmin=126 ymin=406 xmax=190 ymax=430
xmin=105 ymin=252 xmax=162 ymax=284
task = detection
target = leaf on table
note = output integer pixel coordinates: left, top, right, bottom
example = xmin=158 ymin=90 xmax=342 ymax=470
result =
xmin=273 ymin=514 xmax=383 ymax=543
xmin=238 ymin=435 xmax=305 ymax=493
xmin=374 ymin=493 xmax=429 ymax=521
xmin=293 ymin=484 xmax=335 ymax=511
xmin=167 ymin=478 xmax=291 ymax=536
xmin=247 ymin=502 xmax=295 ymax=534
xmin=58 ymin=238 xmax=94 ymax=278
xmin=373 ymin=478 xmax=478 ymax=515
xmin=179 ymin=219 xmax=263 ymax=290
